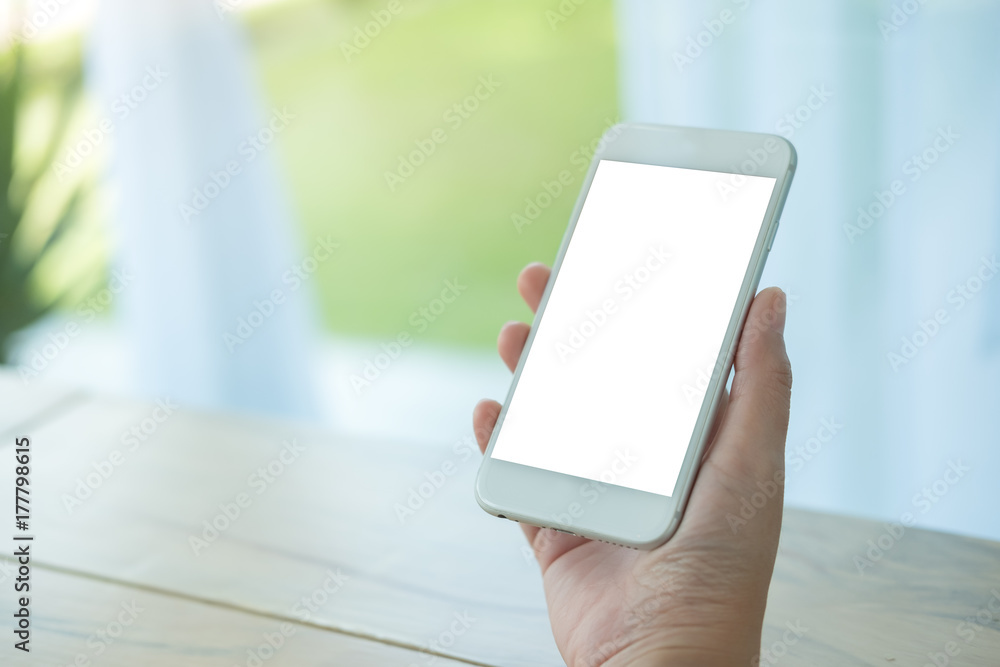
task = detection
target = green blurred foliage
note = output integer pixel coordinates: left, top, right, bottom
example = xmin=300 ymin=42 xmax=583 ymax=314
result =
xmin=244 ymin=0 xmax=619 ymax=348
xmin=0 ymin=37 xmax=97 ymax=362
xmin=5 ymin=0 xmax=617 ymax=355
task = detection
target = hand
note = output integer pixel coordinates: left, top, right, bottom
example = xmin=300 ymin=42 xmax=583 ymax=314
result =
xmin=473 ymin=263 xmax=793 ymax=666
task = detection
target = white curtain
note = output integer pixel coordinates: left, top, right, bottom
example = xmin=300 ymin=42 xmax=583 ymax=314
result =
xmin=615 ymin=0 xmax=1000 ymax=540
xmin=87 ymin=0 xmax=321 ymax=421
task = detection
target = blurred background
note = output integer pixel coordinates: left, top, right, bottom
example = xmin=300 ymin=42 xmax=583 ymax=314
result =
xmin=1 ymin=0 xmax=997 ymax=541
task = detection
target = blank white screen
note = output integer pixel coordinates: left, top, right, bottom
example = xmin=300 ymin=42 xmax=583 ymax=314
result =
xmin=491 ymin=159 xmax=776 ymax=497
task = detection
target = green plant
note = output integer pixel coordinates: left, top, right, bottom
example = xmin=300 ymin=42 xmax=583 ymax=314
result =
xmin=0 ymin=41 xmax=86 ymax=363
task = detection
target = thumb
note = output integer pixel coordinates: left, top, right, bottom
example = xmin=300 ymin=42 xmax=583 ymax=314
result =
xmin=711 ymin=287 xmax=793 ymax=482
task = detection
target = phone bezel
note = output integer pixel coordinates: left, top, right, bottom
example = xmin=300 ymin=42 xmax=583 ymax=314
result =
xmin=475 ymin=123 xmax=796 ymax=549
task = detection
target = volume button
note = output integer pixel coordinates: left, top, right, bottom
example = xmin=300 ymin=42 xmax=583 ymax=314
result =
xmin=765 ymin=223 xmax=779 ymax=251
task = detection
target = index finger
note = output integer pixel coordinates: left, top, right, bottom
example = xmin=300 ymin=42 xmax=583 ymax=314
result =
xmin=517 ymin=263 xmax=551 ymax=313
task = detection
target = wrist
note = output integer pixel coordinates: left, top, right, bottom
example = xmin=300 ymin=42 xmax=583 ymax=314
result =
xmin=602 ymin=643 xmax=754 ymax=667
xmin=595 ymin=611 xmax=762 ymax=667
xmin=584 ymin=554 xmax=772 ymax=666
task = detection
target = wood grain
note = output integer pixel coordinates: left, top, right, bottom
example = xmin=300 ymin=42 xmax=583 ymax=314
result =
xmin=0 ymin=564 xmax=477 ymax=666
xmin=764 ymin=510 xmax=1000 ymax=665
xmin=2 ymin=381 xmax=998 ymax=666
xmin=1 ymin=395 xmax=561 ymax=666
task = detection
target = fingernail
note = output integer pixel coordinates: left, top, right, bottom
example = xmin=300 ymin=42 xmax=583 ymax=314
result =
xmin=772 ymin=290 xmax=787 ymax=334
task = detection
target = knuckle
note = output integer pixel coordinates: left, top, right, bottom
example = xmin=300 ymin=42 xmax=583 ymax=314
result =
xmin=770 ymin=353 xmax=793 ymax=394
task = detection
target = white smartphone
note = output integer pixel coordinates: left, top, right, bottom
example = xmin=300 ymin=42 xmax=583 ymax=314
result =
xmin=475 ymin=123 xmax=795 ymax=549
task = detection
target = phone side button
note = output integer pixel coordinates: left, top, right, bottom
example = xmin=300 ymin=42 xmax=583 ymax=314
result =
xmin=765 ymin=223 xmax=779 ymax=251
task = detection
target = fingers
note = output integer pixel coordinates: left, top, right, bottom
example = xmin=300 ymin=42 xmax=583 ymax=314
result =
xmin=699 ymin=388 xmax=729 ymax=462
xmin=472 ymin=398 xmax=541 ymax=545
xmin=472 ymin=399 xmax=502 ymax=454
xmin=713 ymin=287 xmax=792 ymax=478
xmin=517 ymin=263 xmax=551 ymax=313
xmin=498 ymin=321 xmax=530 ymax=372
xmin=474 ymin=263 xmax=554 ymax=557
xmin=499 ymin=263 xmax=550 ymax=372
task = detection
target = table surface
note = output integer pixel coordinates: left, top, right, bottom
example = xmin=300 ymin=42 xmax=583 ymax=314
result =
xmin=1 ymin=372 xmax=999 ymax=666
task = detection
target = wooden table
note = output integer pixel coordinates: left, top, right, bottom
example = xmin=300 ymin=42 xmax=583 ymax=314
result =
xmin=1 ymin=372 xmax=998 ymax=666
